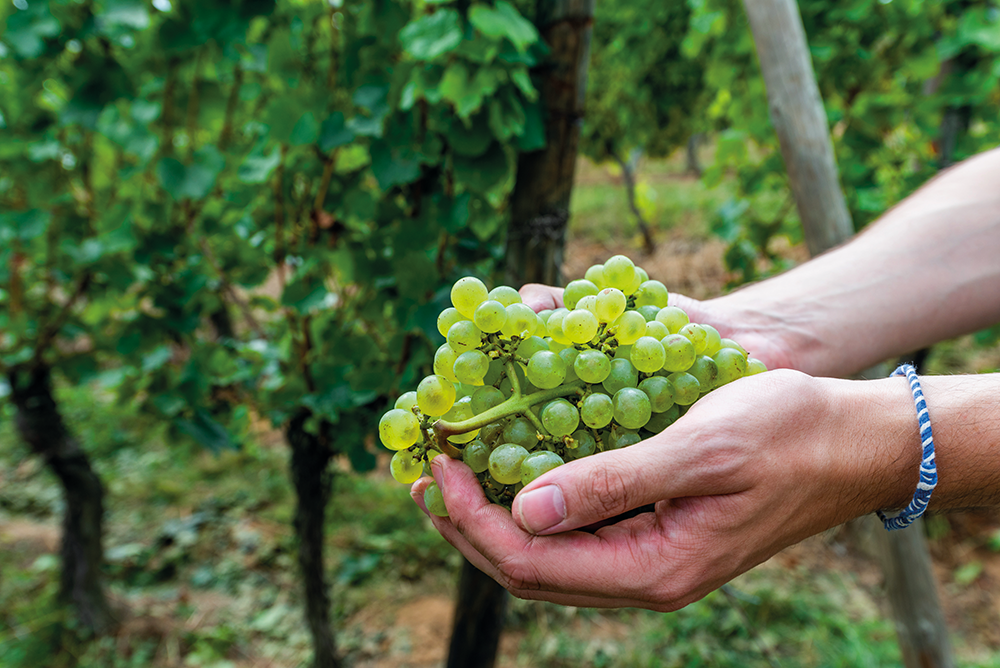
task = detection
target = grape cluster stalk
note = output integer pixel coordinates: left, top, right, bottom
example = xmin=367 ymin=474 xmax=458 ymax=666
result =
xmin=378 ymin=255 xmax=766 ymax=517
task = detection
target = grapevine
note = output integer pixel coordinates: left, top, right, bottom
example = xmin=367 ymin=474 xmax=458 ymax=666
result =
xmin=378 ymin=255 xmax=766 ymax=515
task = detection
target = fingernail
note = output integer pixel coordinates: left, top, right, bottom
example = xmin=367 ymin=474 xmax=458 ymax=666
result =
xmin=516 ymin=485 xmax=566 ymax=534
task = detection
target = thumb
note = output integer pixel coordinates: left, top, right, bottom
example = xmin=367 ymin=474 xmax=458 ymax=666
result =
xmin=519 ymin=283 xmax=564 ymax=313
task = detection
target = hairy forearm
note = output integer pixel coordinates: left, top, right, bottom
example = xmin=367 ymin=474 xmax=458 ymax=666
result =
xmin=709 ymin=147 xmax=1000 ymax=378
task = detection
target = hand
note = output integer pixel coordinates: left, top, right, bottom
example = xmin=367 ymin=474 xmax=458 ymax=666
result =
xmin=518 ymin=283 xmax=796 ymax=371
xmin=411 ymin=370 xmax=916 ymax=610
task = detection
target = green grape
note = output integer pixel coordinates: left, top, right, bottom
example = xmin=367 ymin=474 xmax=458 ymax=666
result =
xmin=473 ymin=300 xmax=508 ymax=333
xmin=502 ymin=303 xmax=538 ymax=339
xmin=661 ymin=333 xmax=696 ymax=372
xmin=378 ymin=408 xmax=421 ymax=450
xmin=720 ymin=338 xmax=749 ymax=358
xmin=614 ymin=344 xmax=632 ymax=360
xmin=595 ymin=288 xmax=627 ymax=323
xmin=489 ymin=443 xmax=530 ymax=485
xmin=563 ymin=279 xmax=599 ymax=309
xmin=503 ymin=417 xmax=539 ymax=448
xmin=424 ymin=482 xmax=449 ymax=517
xmin=563 ymin=308 xmax=599 ymax=344
xmin=488 ymin=285 xmax=522 ymax=306
xmin=417 ymin=374 xmax=456 ymax=416
xmin=701 ymin=323 xmax=722 ymax=356
xmin=630 ymin=336 xmax=666 ymax=373
xmin=613 ymin=387 xmax=652 ymax=430
xmin=644 ymin=320 xmax=669 ymax=340
xmin=638 ymin=376 xmax=674 ymax=412
xmin=636 ymin=305 xmax=661 ymax=321
xmin=609 ymin=310 xmax=647 ymax=345
xmin=714 ymin=347 xmax=748 ymax=386
xmin=462 ymin=439 xmax=491 ymax=473
xmin=423 ymin=449 xmax=440 ymax=477
xmin=545 ymin=309 xmax=572 ymax=345
xmin=635 ymin=266 xmax=649 ymax=283
xmin=394 ymin=390 xmax=418 ymax=412
xmin=624 ymin=271 xmax=643 ymax=296
xmin=688 ymin=355 xmax=719 ymax=392
xmin=747 ymin=358 xmax=768 ymax=375
xmin=668 ymin=371 xmax=700 ymax=405
xmin=526 ymin=350 xmax=567 ymax=389
xmin=520 ymin=451 xmax=564 ymax=486
xmin=541 ymin=398 xmax=580 ymax=436
xmin=645 ymin=405 xmax=681 ymax=433
xmin=558 ymin=348 xmax=580 ymax=383
xmin=584 ymin=264 xmax=606 ymax=288
xmin=575 ymin=294 xmax=599 ymax=315
xmin=443 ymin=397 xmax=480 ymax=443
xmin=471 ymin=386 xmax=505 ymax=414
xmin=390 ymin=450 xmax=423 ymax=484
xmin=483 ymin=358 xmax=504 ymax=386
xmin=532 ymin=312 xmax=547 ymax=337
xmin=678 ymin=323 xmax=708 ymax=354
xmin=580 ymin=392 xmax=614 ymax=429
xmin=433 ymin=343 xmax=460 ymax=382
xmin=634 ymin=280 xmax=669 ymax=308
xmin=447 ymin=320 xmax=484 ymax=352
xmin=566 ymin=430 xmax=597 ymax=459
xmin=655 ymin=306 xmax=689 ymax=333
xmin=602 ymin=255 xmax=636 ymax=291
xmin=454 ymin=350 xmax=490 ymax=385
xmin=437 ymin=307 xmax=467 ymax=338
xmin=479 ymin=421 xmax=505 ymax=447
xmin=603 ymin=358 xmax=638 ymax=394
xmin=546 ymin=338 xmax=569 ymax=353
xmin=517 ymin=335 xmax=550 ymax=360
xmin=574 ymin=349 xmax=611 ymax=384
xmin=451 ymin=277 xmax=489 ymax=319
xmin=609 ymin=428 xmax=642 ymax=450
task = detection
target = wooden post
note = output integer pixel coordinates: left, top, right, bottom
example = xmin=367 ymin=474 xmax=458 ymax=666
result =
xmin=742 ymin=1 xmax=954 ymax=666
xmin=447 ymin=2 xmax=596 ymax=667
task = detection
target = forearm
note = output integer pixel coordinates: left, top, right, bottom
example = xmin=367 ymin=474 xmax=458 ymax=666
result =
xmin=709 ymin=148 xmax=1000 ymax=378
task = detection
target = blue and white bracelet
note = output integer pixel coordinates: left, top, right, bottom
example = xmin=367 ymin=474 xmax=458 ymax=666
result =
xmin=876 ymin=363 xmax=938 ymax=531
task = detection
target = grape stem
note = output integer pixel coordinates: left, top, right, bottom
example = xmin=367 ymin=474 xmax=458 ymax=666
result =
xmin=433 ymin=381 xmax=585 ymax=439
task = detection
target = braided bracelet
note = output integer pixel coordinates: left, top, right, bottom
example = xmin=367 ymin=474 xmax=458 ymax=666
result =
xmin=876 ymin=363 xmax=938 ymax=531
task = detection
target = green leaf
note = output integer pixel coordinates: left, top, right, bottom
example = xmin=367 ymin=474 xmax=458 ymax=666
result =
xmin=320 ymin=112 xmax=356 ymax=151
xmin=238 ymin=144 xmax=282 ymax=184
xmin=96 ymin=0 xmax=151 ymax=34
xmin=370 ymin=140 xmax=421 ymax=190
xmin=453 ymin=142 xmax=509 ymax=193
xmin=175 ymin=411 xmax=234 ymax=454
xmin=468 ymin=1 xmax=539 ymax=52
xmin=290 ymin=112 xmax=320 ymax=146
xmin=156 ymin=146 xmax=225 ymax=200
xmin=516 ymin=99 xmax=545 ymax=151
xmin=2 ymin=4 xmax=61 ymax=59
xmin=399 ymin=9 xmax=464 ymax=60
xmin=281 ymin=274 xmax=329 ymax=312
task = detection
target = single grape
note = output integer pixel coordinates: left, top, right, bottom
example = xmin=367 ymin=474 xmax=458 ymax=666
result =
xmin=563 ymin=279 xmax=599 ymax=309
xmin=645 ymin=404 xmax=681 ymax=433
xmin=644 ymin=320 xmax=669 ymax=340
xmin=454 ymin=349 xmax=490 ymax=385
xmin=394 ymin=390 xmax=418 ymax=412
xmin=688 ymin=355 xmax=719 ymax=392
xmin=479 ymin=420 xmax=505 ymax=446
xmin=603 ymin=358 xmax=638 ymax=394
xmin=433 ymin=343 xmax=460 ymax=382
xmin=624 ymin=271 xmax=643 ymax=296
xmin=595 ymin=288 xmax=627 ymax=323
xmin=566 ymin=430 xmax=597 ymax=459
xmin=517 ymin=335 xmax=550 ymax=360
xmin=668 ymin=371 xmax=700 ymax=405
xmin=630 ymin=336 xmax=666 ymax=373
xmin=470 ymin=385 xmax=505 ymax=414
xmin=701 ymin=323 xmax=723 ymax=356
xmin=609 ymin=310 xmax=647 ymax=345
xmin=580 ymin=392 xmax=614 ymax=429
xmin=655 ymin=306 xmax=689 ymax=333
xmin=447 ymin=320 xmax=483 ymax=352
xmin=378 ymin=408 xmax=421 ymax=450
xmin=634 ymin=280 xmax=669 ymax=308
xmin=678 ymin=323 xmax=708 ymax=354
xmin=609 ymin=428 xmax=642 ymax=450
xmin=638 ymin=375 xmax=674 ymax=412
xmin=451 ymin=276 xmax=489 ymax=319
xmin=437 ymin=307 xmax=467 ymax=338
xmin=714 ymin=347 xmax=748 ymax=386
xmin=442 ymin=397 xmax=480 ymax=443
xmin=502 ymin=303 xmax=538 ymax=339
xmin=584 ymin=264 xmax=606 ymax=288
xmin=423 ymin=449 xmax=440 ymax=477
xmin=473 ymin=300 xmax=508 ymax=333
xmin=545 ymin=309 xmax=572 ymax=345
xmin=635 ymin=266 xmax=649 ymax=283
xmin=661 ymin=333 xmax=696 ymax=372
xmin=614 ymin=344 xmax=632 ymax=360
xmin=574 ymin=349 xmax=612 ymax=384
xmin=563 ymin=309 xmax=599 ymax=344
xmin=636 ymin=304 xmax=661 ymax=322
xmin=747 ymin=358 xmax=768 ymax=375
xmin=613 ymin=387 xmax=652 ymax=430
xmin=416 ymin=374 xmax=456 ymax=416
xmin=488 ymin=285 xmax=522 ymax=306
xmin=489 ymin=443 xmax=530 ymax=485
xmin=503 ymin=417 xmax=539 ymax=448
xmin=558 ymin=348 xmax=580 ymax=383
xmin=520 ymin=451 xmax=564 ymax=486
xmin=720 ymin=338 xmax=749 ymax=359
xmin=390 ymin=450 xmax=423 ymax=484
xmin=462 ymin=439 xmax=491 ymax=473
xmin=602 ymin=255 xmax=636 ymax=291
xmin=424 ymin=482 xmax=449 ymax=517
xmin=541 ymin=398 xmax=580 ymax=436
xmin=575 ymin=294 xmax=599 ymax=316
xmin=483 ymin=358 xmax=504 ymax=386
xmin=526 ymin=350 xmax=567 ymax=389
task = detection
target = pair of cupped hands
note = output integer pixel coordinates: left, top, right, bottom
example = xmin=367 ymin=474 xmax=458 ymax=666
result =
xmin=410 ymin=284 xmax=902 ymax=610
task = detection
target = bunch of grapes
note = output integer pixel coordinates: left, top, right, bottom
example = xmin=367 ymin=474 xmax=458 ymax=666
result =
xmin=378 ymin=255 xmax=766 ymax=517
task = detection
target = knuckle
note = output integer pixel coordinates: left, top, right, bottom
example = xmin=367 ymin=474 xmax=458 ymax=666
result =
xmin=585 ymin=463 xmax=633 ymax=517
xmin=493 ymin=553 xmax=543 ymax=593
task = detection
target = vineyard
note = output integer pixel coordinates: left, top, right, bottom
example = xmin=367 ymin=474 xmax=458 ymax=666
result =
xmin=2 ymin=0 xmax=1000 ymax=667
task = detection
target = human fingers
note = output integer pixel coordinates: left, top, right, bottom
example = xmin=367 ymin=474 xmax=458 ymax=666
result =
xmin=519 ymin=283 xmax=564 ymax=312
